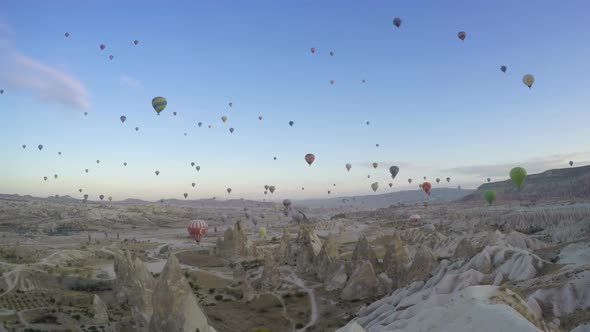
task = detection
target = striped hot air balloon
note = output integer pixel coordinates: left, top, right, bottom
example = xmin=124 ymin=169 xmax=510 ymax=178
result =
xmin=187 ymin=220 xmax=209 ymax=243
xmin=152 ymin=97 xmax=167 ymax=115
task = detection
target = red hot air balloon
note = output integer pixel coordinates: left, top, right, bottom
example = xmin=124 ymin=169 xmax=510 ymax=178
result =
xmin=457 ymin=31 xmax=466 ymax=41
xmin=100 ymin=44 xmax=106 ymax=50
xmin=187 ymin=219 xmax=209 ymax=243
xmin=310 ymin=47 xmax=316 ymax=54
xmin=305 ymin=153 xmax=316 ymax=166
xmin=422 ymin=182 xmax=432 ymax=195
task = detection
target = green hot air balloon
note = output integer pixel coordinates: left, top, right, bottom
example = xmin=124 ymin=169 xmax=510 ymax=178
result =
xmin=152 ymin=97 xmax=167 ymax=115
xmin=510 ymin=167 xmax=527 ymax=189
xmin=483 ymin=191 xmax=496 ymax=206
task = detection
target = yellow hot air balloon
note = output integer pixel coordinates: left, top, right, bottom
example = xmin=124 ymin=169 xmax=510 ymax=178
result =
xmin=522 ymin=74 xmax=535 ymax=88
xmin=258 ymin=227 xmax=267 ymax=238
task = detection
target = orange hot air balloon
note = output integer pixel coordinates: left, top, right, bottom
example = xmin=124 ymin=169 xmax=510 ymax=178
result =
xmin=422 ymin=182 xmax=432 ymax=195
xmin=305 ymin=153 xmax=315 ymax=166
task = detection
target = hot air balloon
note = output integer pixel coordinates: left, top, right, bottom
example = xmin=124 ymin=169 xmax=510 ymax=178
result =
xmin=99 ymin=195 xmax=104 ymax=201
xmin=135 ymin=127 xmax=139 ymax=131
xmin=65 ymin=32 xmax=70 ymax=38
xmin=419 ymin=184 xmax=423 ymax=189
xmin=500 ymin=65 xmax=507 ymax=73
xmin=423 ymin=176 xmax=427 ymax=180
xmin=372 ymin=162 xmax=378 ymax=169
xmin=155 ymin=170 xmax=160 ymax=176
xmin=289 ymin=121 xmax=294 ymax=127
xmin=38 ymin=144 xmax=43 ymax=151
xmin=123 ymin=162 xmax=127 ymax=166
xmin=510 ymin=167 xmax=527 ymax=189
xmin=408 ymin=178 xmax=412 ymax=184
xmin=134 ymin=40 xmax=139 ymax=45
xmin=84 ymin=194 xmax=88 ymax=200
xmin=259 ymin=116 xmax=263 ymax=120
xmin=22 ymin=144 xmax=26 ymax=149
xmin=196 ymin=166 xmax=201 ymax=171
xmin=190 ymin=162 xmax=195 ymax=167
xmin=422 ymin=182 xmax=432 ymax=195
xmin=389 ymin=166 xmax=399 ymax=179
xmin=522 ymin=74 xmax=535 ymax=88
xmin=100 ymin=44 xmax=105 ymax=50
xmin=221 ymin=115 xmax=228 ymax=123
xmin=54 ymin=174 xmax=58 ymax=179
xmin=436 ymin=178 xmax=440 ymax=184
xmin=84 ymin=112 xmax=88 ymax=116
xmin=208 ymin=125 xmax=212 ymax=128
xmin=487 ymin=178 xmax=491 ymax=183
xmin=367 ymin=175 xmax=371 ymax=178
xmin=198 ymin=122 xmax=202 ymax=127
xmin=362 ymin=79 xmax=366 ymax=83
xmin=109 ymin=55 xmax=114 ymax=61
xmin=264 ymin=190 xmax=268 ymax=195
xmin=187 ymin=220 xmax=208 ymax=243
xmin=85 ymin=169 xmax=89 ymax=173
xmin=329 ymin=51 xmax=334 ymax=56
xmin=569 ymin=161 xmax=574 ymax=167
xmin=184 ymin=193 xmax=188 ymax=199
xmin=258 ymin=227 xmax=267 ymax=238
xmin=283 ymin=199 xmax=292 ymax=208
xmin=446 ymin=177 xmax=451 ymax=183
xmin=227 ymin=188 xmax=232 ymax=194
xmin=346 ymin=163 xmax=352 ymax=172
xmin=389 ymin=183 xmax=393 ymax=187
xmin=484 ymin=191 xmax=496 ymax=206
xmin=310 ymin=47 xmax=316 ymax=54
xmin=366 ymin=121 xmax=370 ymax=125
xmin=264 ymin=185 xmax=269 ymax=190
xmin=305 ymin=153 xmax=316 ymax=166
xmin=43 ymin=176 xmax=47 ymax=181
xmin=96 ymin=160 xmax=100 ymax=164
xmin=302 ymin=187 xmax=305 ymax=190
xmin=273 ymin=157 xmax=277 ymax=160
xmin=79 ymin=189 xmax=82 ymax=193
xmin=228 ymin=102 xmax=233 ymax=107
xmin=120 ymin=116 xmax=126 ymax=123
xmin=376 ymin=144 xmax=379 ymax=147
xmin=371 ymin=182 xmax=379 ymax=192
xmin=229 ymin=128 xmax=234 ymax=133
xmin=108 ymin=196 xmax=112 ymax=202
xmin=152 ymin=97 xmax=167 ymax=115
xmin=173 ymin=112 xmax=177 ymax=116
xmin=457 ymin=31 xmax=466 ymax=41
xmin=393 ymin=17 xmax=402 ymax=28
xmin=328 ymin=190 xmax=331 ymax=194
xmin=269 ymin=186 xmax=276 ymax=194
xmin=192 ymin=182 xmax=196 ymax=187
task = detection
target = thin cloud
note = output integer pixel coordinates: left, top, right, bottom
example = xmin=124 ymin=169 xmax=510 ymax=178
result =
xmin=0 ymin=27 xmax=90 ymax=110
xmin=443 ymin=152 xmax=590 ymax=177
xmin=120 ymin=74 xmax=143 ymax=89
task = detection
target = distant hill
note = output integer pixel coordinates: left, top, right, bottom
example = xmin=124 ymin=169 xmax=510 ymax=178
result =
xmin=295 ymin=188 xmax=474 ymax=209
xmin=462 ymin=165 xmax=590 ymax=203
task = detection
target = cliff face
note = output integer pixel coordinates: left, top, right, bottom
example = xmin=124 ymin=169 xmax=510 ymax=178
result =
xmin=462 ymin=165 xmax=590 ymax=203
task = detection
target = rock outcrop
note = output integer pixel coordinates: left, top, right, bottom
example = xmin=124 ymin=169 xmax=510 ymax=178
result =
xmin=351 ymin=237 xmax=379 ymax=272
xmin=382 ymin=233 xmax=408 ymax=289
xmin=325 ymin=259 xmax=348 ymax=291
xmin=113 ymin=250 xmax=155 ymax=329
xmin=149 ymin=255 xmax=210 ymax=332
xmin=454 ymin=237 xmax=477 ymax=260
xmin=341 ymin=261 xmax=379 ymax=301
xmin=92 ymin=294 xmax=109 ymax=324
xmin=287 ymin=225 xmax=323 ymax=275
xmin=260 ymin=254 xmax=281 ymax=291
xmin=215 ymin=221 xmax=255 ymax=258
xmin=406 ymin=245 xmax=435 ymax=283
xmin=278 ymin=228 xmax=290 ymax=264
xmin=315 ymin=233 xmax=339 ymax=280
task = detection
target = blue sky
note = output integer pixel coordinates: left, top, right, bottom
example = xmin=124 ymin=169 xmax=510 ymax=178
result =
xmin=1 ymin=0 xmax=590 ymax=201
